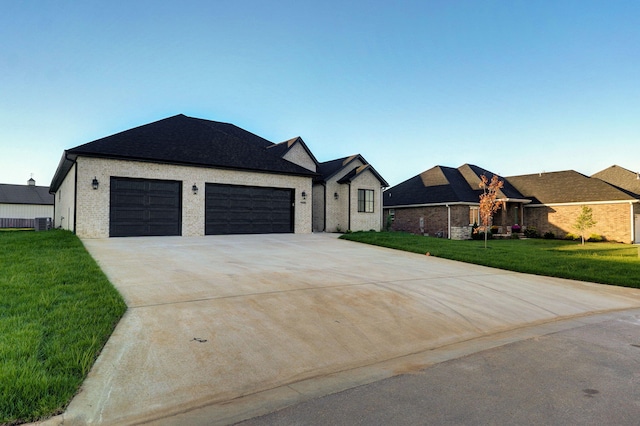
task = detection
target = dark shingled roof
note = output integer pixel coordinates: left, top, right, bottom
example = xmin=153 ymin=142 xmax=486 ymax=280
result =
xmin=0 ymin=184 xmax=54 ymax=205
xmin=50 ymin=114 xmax=317 ymax=192
xmin=317 ymin=155 xmax=388 ymax=187
xmin=384 ymin=164 xmax=525 ymax=207
xmin=592 ymin=165 xmax=640 ymax=199
xmin=506 ymin=170 xmax=635 ymax=204
xmin=266 ymin=136 xmax=320 ymax=170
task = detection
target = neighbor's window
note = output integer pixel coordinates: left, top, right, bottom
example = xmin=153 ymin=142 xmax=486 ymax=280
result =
xmin=358 ymin=189 xmax=374 ymax=213
xmin=469 ymin=206 xmax=479 ymax=225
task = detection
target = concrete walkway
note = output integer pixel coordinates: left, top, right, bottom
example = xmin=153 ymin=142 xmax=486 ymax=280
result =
xmin=42 ymin=234 xmax=640 ymax=425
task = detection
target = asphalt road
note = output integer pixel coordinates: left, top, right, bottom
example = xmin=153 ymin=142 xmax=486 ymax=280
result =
xmin=237 ymin=309 xmax=640 ymax=426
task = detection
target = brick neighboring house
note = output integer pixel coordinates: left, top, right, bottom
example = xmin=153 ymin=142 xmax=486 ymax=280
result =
xmin=0 ymin=178 xmax=54 ymax=228
xmin=591 ymin=165 xmax=640 ymax=243
xmin=383 ymin=164 xmax=530 ymax=239
xmin=506 ymin=170 xmax=639 ymax=243
xmin=49 ymin=114 xmax=388 ymax=238
xmin=385 ymin=164 xmax=640 ymax=243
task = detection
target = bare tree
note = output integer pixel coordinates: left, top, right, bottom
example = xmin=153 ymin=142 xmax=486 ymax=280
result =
xmin=573 ymin=205 xmax=596 ymax=245
xmin=479 ymin=174 xmax=504 ymax=248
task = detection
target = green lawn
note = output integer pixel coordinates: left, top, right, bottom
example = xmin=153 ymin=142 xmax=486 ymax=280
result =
xmin=340 ymin=232 xmax=640 ymax=288
xmin=0 ymin=230 xmax=127 ymax=424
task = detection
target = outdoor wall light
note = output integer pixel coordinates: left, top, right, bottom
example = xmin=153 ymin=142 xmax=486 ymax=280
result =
xmin=301 ymin=191 xmax=307 ymax=200
xmin=92 ymin=177 xmax=99 ymax=190
xmin=192 ymin=183 xmax=198 ymax=195
xmin=334 ymin=192 xmax=339 ymax=200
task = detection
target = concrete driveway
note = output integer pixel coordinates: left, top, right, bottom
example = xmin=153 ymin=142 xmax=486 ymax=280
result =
xmin=47 ymin=234 xmax=640 ymax=425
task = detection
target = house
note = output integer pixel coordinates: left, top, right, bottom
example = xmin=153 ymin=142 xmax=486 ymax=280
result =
xmin=507 ymin=170 xmax=639 ymax=243
xmin=0 ymin=178 xmax=54 ymax=228
xmin=591 ymin=165 xmax=640 ymax=243
xmin=49 ymin=114 xmax=388 ymax=238
xmin=383 ymin=164 xmax=530 ymax=239
xmin=384 ymin=163 xmax=639 ymax=243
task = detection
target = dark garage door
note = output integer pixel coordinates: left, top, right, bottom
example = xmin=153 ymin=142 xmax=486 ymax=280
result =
xmin=110 ymin=177 xmax=182 ymax=237
xmin=205 ymin=183 xmax=294 ymax=235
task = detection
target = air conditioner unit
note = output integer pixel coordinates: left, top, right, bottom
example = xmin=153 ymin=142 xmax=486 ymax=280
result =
xmin=35 ymin=217 xmax=52 ymax=231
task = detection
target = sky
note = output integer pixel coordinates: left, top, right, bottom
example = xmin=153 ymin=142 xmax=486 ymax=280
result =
xmin=1 ymin=0 xmax=639 ymax=187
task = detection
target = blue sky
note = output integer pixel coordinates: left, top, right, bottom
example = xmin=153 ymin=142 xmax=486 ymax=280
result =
xmin=1 ymin=0 xmax=638 ymax=186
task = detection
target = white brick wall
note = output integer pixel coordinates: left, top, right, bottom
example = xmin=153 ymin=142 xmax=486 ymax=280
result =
xmin=54 ymin=163 xmax=77 ymax=231
xmin=349 ymin=170 xmax=384 ymax=232
xmin=70 ymin=156 xmax=312 ymax=238
xmin=283 ymin=143 xmax=317 ymax=172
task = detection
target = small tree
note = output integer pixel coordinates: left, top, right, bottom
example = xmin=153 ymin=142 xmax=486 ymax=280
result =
xmin=478 ymin=174 xmax=504 ymax=248
xmin=573 ymin=205 xmax=596 ymax=245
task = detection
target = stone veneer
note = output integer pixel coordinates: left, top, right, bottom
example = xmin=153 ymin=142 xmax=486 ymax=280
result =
xmin=57 ymin=156 xmax=312 ymax=238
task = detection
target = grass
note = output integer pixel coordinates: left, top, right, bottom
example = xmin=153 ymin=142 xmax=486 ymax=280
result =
xmin=0 ymin=230 xmax=127 ymax=424
xmin=340 ymin=232 xmax=640 ymax=289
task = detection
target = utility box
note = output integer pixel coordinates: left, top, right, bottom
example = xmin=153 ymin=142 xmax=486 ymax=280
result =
xmin=35 ymin=217 xmax=52 ymax=231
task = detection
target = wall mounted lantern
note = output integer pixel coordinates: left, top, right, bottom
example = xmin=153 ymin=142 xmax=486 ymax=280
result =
xmin=334 ymin=192 xmax=339 ymax=200
xmin=301 ymin=191 xmax=307 ymax=200
xmin=92 ymin=177 xmax=99 ymax=190
xmin=192 ymin=183 xmax=199 ymax=195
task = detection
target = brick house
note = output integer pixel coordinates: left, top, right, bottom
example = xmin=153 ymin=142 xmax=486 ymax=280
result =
xmin=313 ymin=155 xmax=388 ymax=233
xmin=507 ymin=170 xmax=639 ymax=243
xmin=384 ymin=164 xmax=639 ymax=243
xmin=591 ymin=165 xmax=640 ymax=243
xmin=383 ymin=164 xmax=530 ymax=239
xmin=49 ymin=114 xmax=387 ymax=238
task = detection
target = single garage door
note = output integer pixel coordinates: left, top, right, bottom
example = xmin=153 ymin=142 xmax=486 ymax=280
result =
xmin=205 ymin=183 xmax=294 ymax=235
xmin=110 ymin=177 xmax=182 ymax=237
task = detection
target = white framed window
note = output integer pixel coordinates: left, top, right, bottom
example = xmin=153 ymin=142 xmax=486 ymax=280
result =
xmin=469 ymin=206 xmax=479 ymax=225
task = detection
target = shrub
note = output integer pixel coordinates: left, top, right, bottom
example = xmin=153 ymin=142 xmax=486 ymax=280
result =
xmin=543 ymin=231 xmax=555 ymax=239
xmin=523 ymin=226 xmax=539 ymax=238
xmin=564 ymin=233 xmax=580 ymax=241
xmin=490 ymin=226 xmax=499 ymax=234
xmin=587 ymin=233 xmax=605 ymax=242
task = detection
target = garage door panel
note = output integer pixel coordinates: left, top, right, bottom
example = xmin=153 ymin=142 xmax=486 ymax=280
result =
xmin=110 ymin=177 xmax=182 ymax=237
xmin=205 ymin=183 xmax=294 ymax=235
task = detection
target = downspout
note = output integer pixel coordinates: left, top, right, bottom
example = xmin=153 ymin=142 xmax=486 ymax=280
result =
xmin=73 ymin=161 xmax=78 ymax=234
xmin=347 ymin=183 xmax=351 ymax=231
xmin=446 ymin=204 xmax=451 ymax=239
xmin=322 ymin=182 xmax=327 ymax=232
xmin=631 ymin=202 xmax=635 ymax=244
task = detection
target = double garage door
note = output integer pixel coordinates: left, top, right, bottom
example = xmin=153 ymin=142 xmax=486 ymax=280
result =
xmin=109 ymin=177 xmax=294 ymax=237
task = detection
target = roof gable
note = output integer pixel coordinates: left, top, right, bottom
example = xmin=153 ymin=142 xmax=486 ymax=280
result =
xmin=592 ymin=165 xmax=640 ymax=199
xmin=318 ymin=154 xmax=388 ymax=187
xmin=267 ymin=136 xmax=319 ymax=171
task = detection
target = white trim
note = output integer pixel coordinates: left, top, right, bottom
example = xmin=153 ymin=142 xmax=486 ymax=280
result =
xmin=385 ymin=202 xmax=479 ymax=209
xmin=525 ymin=199 xmax=639 ymax=207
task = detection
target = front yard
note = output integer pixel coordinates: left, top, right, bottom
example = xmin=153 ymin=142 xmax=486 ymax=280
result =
xmin=340 ymin=232 xmax=640 ymax=288
xmin=0 ymin=230 xmax=126 ymax=424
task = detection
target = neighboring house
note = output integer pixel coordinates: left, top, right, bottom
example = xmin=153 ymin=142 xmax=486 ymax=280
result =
xmin=507 ymin=170 xmax=639 ymax=243
xmin=0 ymin=178 xmax=54 ymax=228
xmin=591 ymin=165 xmax=640 ymax=243
xmin=383 ymin=164 xmax=530 ymax=239
xmin=49 ymin=114 xmax=388 ymax=238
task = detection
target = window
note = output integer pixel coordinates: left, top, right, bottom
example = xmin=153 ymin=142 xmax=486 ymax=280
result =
xmin=469 ymin=206 xmax=479 ymax=225
xmin=358 ymin=189 xmax=374 ymax=213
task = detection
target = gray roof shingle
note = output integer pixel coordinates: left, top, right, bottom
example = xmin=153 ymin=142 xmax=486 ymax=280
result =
xmin=0 ymin=184 xmax=54 ymax=205
xmin=592 ymin=165 xmax=640 ymax=199
xmin=50 ymin=114 xmax=317 ymax=192
xmin=506 ymin=170 xmax=635 ymax=204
